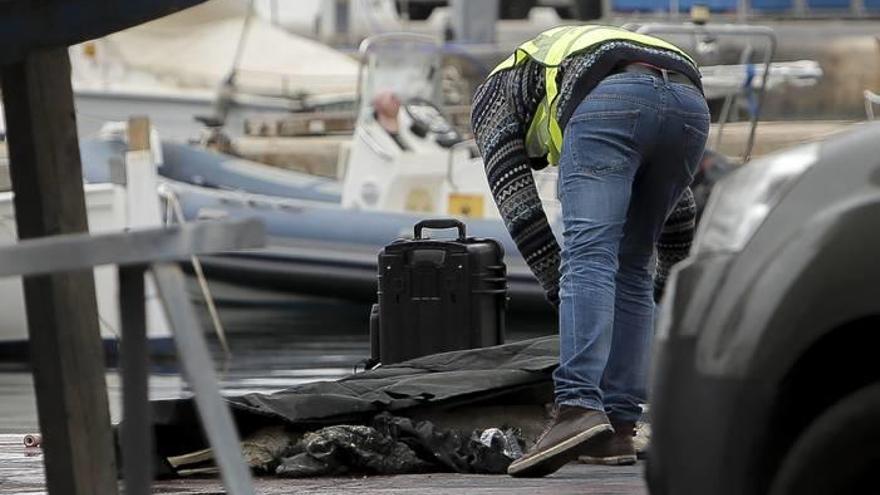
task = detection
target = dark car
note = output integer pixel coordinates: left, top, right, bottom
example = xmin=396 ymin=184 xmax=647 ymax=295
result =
xmin=648 ymin=123 xmax=880 ymax=495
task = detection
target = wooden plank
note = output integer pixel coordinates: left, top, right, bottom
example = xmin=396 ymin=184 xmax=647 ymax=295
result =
xmin=0 ymin=218 xmax=265 ymax=277
xmin=0 ymin=47 xmax=118 ymax=495
xmin=127 ymin=116 xmax=152 ymax=152
xmin=151 ymin=262 xmax=256 ymax=495
xmin=121 ymin=119 xmax=152 ymax=495
xmin=119 ymin=266 xmax=151 ymax=495
xmin=124 ymin=116 xmax=164 ymax=229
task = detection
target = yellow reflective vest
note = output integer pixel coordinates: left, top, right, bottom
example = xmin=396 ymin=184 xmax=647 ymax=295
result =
xmin=490 ymin=25 xmax=696 ymax=165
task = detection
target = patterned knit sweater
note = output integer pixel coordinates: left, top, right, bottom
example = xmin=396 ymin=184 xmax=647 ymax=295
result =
xmin=471 ymin=40 xmax=702 ymax=305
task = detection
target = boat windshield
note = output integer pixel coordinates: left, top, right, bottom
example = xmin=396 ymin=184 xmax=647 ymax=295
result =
xmin=358 ymin=34 xmax=442 ymax=118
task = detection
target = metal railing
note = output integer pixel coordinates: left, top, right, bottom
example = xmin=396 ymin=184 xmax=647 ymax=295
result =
xmin=626 ymin=23 xmax=778 ymax=162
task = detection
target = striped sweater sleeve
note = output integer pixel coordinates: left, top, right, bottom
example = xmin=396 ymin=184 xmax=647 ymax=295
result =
xmin=471 ymin=69 xmax=562 ymax=306
xmin=654 ymin=187 xmax=696 ymax=302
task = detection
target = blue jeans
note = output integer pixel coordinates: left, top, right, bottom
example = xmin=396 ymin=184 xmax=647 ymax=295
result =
xmin=553 ymin=72 xmax=710 ymax=423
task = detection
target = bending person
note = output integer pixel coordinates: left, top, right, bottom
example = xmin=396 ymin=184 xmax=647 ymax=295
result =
xmin=470 ymin=25 xmax=709 ymax=478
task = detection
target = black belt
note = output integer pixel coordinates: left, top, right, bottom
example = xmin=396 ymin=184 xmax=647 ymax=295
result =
xmin=615 ymin=63 xmax=695 ymax=87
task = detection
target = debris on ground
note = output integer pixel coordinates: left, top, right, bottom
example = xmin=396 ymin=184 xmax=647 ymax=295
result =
xmin=163 ymin=413 xmax=525 ymax=478
xmin=241 ymin=426 xmax=300 ymax=473
xmin=277 ymin=423 xmax=433 ymax=477
xmin=274 ymin=413 xmax=523 ymax=477
xmin=22 ymin=434 xmax=41 ymax=448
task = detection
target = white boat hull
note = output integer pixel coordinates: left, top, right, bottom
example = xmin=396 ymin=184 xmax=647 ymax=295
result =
xmin=0 ymin=183 xmax=172 ymax=346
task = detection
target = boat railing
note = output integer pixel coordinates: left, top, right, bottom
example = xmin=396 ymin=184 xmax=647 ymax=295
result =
xmin=865 ymin=90 xmax=880 ymax=120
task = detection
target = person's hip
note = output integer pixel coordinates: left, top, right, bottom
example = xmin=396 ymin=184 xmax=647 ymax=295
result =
xmin=612 ymin=62 xmax=696 ymax=87
xmin=582 ymin=68 xmax=708 ymax=120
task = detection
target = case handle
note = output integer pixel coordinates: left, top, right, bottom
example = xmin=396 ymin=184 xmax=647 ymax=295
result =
xmin=414 ymin=218 xmax=466 ymax=240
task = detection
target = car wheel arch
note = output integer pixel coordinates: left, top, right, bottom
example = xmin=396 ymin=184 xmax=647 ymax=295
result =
xmin=756 ymin=317 xmax=880 ymax=492
xmin=698 ymin=196 xmax=880 ymax=375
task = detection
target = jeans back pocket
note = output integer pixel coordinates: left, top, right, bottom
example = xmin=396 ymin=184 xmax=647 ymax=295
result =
xmin=565 ymin=108 xmax=641 ymax=177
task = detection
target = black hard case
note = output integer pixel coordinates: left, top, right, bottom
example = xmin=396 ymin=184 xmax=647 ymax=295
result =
xmin=373 ymin=219 xmax=507 ymax=365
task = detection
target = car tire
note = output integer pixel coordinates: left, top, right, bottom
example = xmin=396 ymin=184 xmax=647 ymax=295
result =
xmin=769 ymin=382 xmax=880 ymax=495
xmin=644 ymin=454 xmax=668 ymax=495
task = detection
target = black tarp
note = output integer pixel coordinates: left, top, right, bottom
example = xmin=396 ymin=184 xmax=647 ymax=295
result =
xmin=151 ymin=336 xmax=558 ymax=461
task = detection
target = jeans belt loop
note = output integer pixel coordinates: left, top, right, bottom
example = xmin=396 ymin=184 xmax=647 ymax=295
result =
xmin=660 ymin=68 xmax=669 ymax=84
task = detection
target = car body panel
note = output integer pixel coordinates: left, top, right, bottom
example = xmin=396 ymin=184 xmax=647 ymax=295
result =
xmin=651 ymin=123 xmax=880 ymax=494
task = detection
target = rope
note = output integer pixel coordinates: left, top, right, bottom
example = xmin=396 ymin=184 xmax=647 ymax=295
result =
xmin=160 ymin=185 xmax=232 ymax=357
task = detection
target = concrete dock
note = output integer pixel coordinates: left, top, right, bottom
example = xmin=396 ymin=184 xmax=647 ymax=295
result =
xmin=0 ymin=434 xmax=647 ymax=494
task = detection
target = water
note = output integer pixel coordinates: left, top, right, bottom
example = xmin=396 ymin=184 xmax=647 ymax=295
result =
xmin=0 ymin=295 xmax=554 ymax=433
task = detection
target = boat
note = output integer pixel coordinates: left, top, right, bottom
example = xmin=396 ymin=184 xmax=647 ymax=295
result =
xmin=69 ymin=0 xmax=359 ymax=142
xmin=168 ymin=181 xmax=546 ymax=310
xmin=0 ymin=140 xmax=174 ymax=355
xmin=79 ymin=137 xmax=549 ymax=312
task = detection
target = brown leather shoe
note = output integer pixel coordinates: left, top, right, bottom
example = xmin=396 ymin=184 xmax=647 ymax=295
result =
xmin=578 ymin=421 xmax=637 ymax=465
xmin=507 ymin=405 xmax=613 ymax=478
